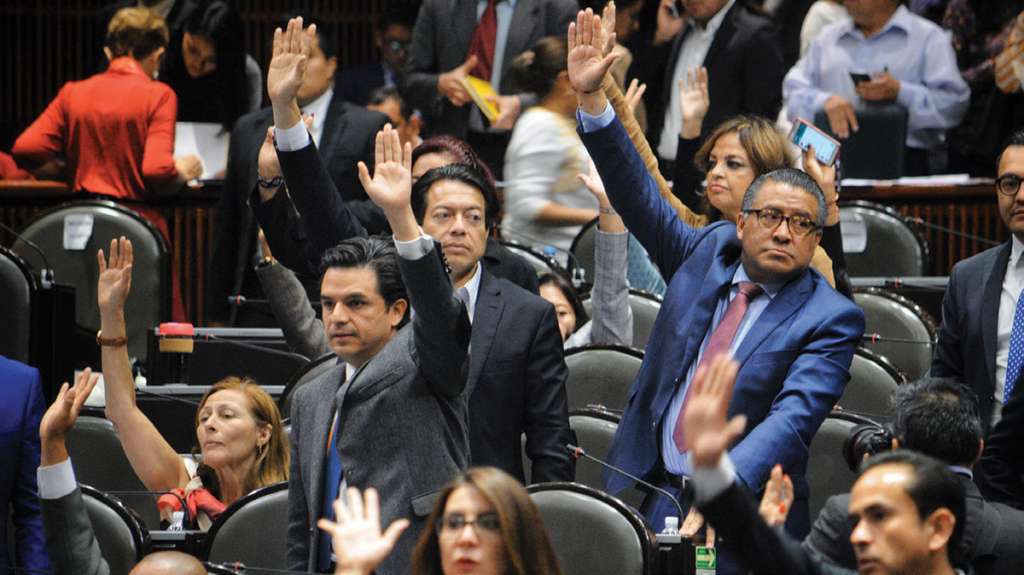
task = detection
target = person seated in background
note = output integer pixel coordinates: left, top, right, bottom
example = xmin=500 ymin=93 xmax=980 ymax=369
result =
xmin=799 ymin=0 xmax=848 ymax=58
xmin=37 ymin=368 xmax=209 ymax=575
xmin=12 ymin=6 xmax=198 ymax=320
xmin=335 ymin=7 xmax=417 ymax=106
xmin=367 ymin=86 xmax=422 ymax=148
xmin=782 ymin=0 xmax=970 ymax=175
xmin=97 ymin=237 xmax=289 ymax=529
xmin=0 ymin=355 xmax=50 ymax=575
xmin=159 ymin=0 xmax=262 ymax=131
xmin=681 ymin=355 xmax=967 ymax=575
xmin=317 ymin=467 xmax=563 ymax=575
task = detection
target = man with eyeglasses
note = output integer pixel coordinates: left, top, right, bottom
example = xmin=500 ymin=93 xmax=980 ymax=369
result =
xmin=565 ymin=10 xmax=864 ymax=573
xmin=336 ymin=7 xmax=417 ymax=107
xmin=933 ymin=130 xmax=1024 ymax=432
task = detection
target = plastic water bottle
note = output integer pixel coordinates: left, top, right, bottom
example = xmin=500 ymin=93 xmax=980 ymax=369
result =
xmin=662 ymin=516 xmax=680 ymax=536
xmin=168 ymin=511 xmax=185 ymax=531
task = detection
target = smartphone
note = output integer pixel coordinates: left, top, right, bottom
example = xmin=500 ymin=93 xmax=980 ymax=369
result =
xmin=849 ymin=71 xmax=871 ymax=85
xmin=789 ymin=118 xmax=841 ymax=166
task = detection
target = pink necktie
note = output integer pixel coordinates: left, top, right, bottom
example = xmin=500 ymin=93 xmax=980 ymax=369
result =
xmin=673 ymin=281 xmax=763 ymax=452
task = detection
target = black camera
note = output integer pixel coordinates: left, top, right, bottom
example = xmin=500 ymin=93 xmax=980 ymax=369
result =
xmin=842 ymin=423 xmax=894 ymax=472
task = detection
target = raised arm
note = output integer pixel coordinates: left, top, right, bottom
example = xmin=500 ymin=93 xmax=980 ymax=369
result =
xmin=98 ymin=238 xmax=190 ymax=494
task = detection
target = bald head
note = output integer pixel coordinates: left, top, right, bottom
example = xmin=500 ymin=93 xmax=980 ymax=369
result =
xmin=130 ymin=551 xmax=206 ymax=575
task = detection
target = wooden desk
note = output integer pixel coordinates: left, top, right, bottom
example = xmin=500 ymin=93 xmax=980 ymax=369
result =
xmin=841 ymin=180 xmax=1005 ymax=275
xmin=0 ymin=180 xmax=219 ymax=325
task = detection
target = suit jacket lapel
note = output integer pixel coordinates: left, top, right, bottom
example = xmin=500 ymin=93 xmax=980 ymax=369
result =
xmin=702 ymin=2 xmax=738 ymax=68
xmin=732 ymin=271 xmax=813 ymax=364
xmin=318 ymin=96 xmax=346 ymax=162
xmin=982 ymin=241 xmax=1012 ymax=390
xmin=307 ymin=366 xmax=345 ymax=518
xmin=467 ymin=270 xmax=504 ymax=392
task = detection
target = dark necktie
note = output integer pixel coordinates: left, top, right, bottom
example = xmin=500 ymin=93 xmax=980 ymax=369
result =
xmin=467 ymin=0 xmax=498 ymax=81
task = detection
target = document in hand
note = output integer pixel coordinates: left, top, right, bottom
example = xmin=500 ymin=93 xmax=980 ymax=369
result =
xmin=174 ymin=122 xmax=230 ymax=180
xmin=460 ymin=76 xmax=500 ymax=122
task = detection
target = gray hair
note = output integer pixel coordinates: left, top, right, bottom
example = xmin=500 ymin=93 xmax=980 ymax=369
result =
xmin=740 ymin=168 xmax=827 ymax=227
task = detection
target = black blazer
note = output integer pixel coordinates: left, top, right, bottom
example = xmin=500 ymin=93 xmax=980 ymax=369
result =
xmin=336 ymin=62 xmax=388 ymax=106
xmin=207 ymin=97 xmax=387 ymax=321
xmin=632 ymin=1 xmax=785 ymax=156
xmin=977 ymin=374 xmax=1024 ymax=510
xmin=805 ymin=475 xmax=1024 ymax=575
xmin=931 ymin=240 xmax=1011 ymax=434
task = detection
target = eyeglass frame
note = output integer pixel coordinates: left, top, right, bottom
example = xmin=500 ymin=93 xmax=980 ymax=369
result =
xmin=996 ymin=174 xmax=1024 ymax=197
xmin=436 ymin=512 xmax=502 ymax=537
xmin=383 ymin=39 xmax=411 ymax=53
xmin=742 ymin=207 xmax=822 ymax=237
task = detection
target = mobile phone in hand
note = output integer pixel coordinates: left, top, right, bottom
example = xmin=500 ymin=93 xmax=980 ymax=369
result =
xmin=789 ymin=118 xmax=841 ymax=166
xmin=849 ymin=72 xmax=871 ymax=85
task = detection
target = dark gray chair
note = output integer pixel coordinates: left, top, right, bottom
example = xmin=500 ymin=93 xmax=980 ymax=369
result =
xmin=279 ymin=352 xmax=338 ymax=416
xmin=813 ymin=104 xmax=907 ymax=179
xmin=569 ymin=407 xmax=646 ymax=510
xmin=81 ymin=484 xmax=150 ymax=575
xmin=529 ymin=482 xmax=656 ymax=575
xmin=0 ymin=246 xmax=36 ymax=363
xmin=854 ymin=287 xmax=937 ymax=381
xmin=68 ymin=416 xmax=161 ymax=529
xmin=498 ymin=240 xmax=568 ymax=277
xmin=806 ymin=413 xmax=873 ymax=522
xmin=838 ymin=201 xmax=929 ymax=278
xmin=581 ymin=290 xmax=661 ymax=350
xmin=203 ymin=482 xmax=289 ymax=570
xmin=570 ymin=217 xmax=599 ymax=285
xmin=13 ymin=200 xmax=169 ymax=362
xmin=564 ymin=345 xmax=643 ymax=412
xmin=839 ymin=348 xmax=906 ymax=417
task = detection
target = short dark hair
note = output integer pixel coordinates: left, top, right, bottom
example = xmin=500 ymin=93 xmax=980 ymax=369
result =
xmin=741 ymin=167 xmax=827 ymax=227
xmin=997 ymin=129 xmax=1024 ymax=169
xmin=411 ymin=164 xmax=501 ymax=230
xmin=368 ymin=86 xmax=412 ymax=121
xmin=319 ymin=236 xmax=409 ymax=326
xmin=860 ymin=450 xmax=966 ymax=564
xmin=376 ymin=5 xmax=417 ymax=33
xmin=538 ymin=272 xmax=587 ymax=332
xmin=892 ymin=378 xmax=982 ymax=467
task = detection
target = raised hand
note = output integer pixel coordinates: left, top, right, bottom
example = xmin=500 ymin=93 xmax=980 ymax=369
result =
xmin=40 ymin=367 xmax=101 ymax=445
xmin=318 ymin=487 xmax=409 ymax=575
xmin=679 ymin=67 xmax=709 ymax=139
xmin=600 ymin=0 xmax=618 ymax=57
xmin=567 ymin=9 xmax=619 ymax=96
xmin=357 ymin=124 xmax=413 ymax=218
xmin=625 ymin=78 xmax=647 ymax=113
xmin=758 ymin=464 xmax=794 ymax=527
xmin=267 ymin=17 xmax=315 ymax=106
xmin=681 ymin=355 xmax=747 ymax=470
xmin=97 ymin=237 xmax=133 ymax=315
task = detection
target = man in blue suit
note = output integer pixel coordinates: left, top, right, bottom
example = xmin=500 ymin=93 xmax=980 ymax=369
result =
xmin=566 ymin=10 xmax=864 ymax=572
xmin=0 ymin=355 xmax=51 ymax=575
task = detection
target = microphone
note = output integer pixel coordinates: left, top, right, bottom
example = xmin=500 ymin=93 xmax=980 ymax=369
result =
xmin=905 ymin=216 xmax=1000 ymax=247
xmin=565 ymin=443 xmax=685 ymax=528
xmin=861 ymin=333 xmax=935 ymax=345
xmin=106 ymin=489 xmax=191 ymax=530
xmin=134 ymin=386 xmax=203 ymax=407
xmin=0 ymin=221 xmax=54 ymax=288
xmin=496 ymin=226 xmax=587 ymax=287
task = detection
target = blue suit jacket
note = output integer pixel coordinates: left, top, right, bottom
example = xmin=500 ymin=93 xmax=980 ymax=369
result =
xmin=580 ymin=117 xmax=864 ymax=535
xmin=0 ymin=356 xmax=50 ymax=574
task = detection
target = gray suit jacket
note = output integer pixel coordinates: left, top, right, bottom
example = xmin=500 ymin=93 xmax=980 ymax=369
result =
xmin=286 ymin=246 xmax=472 ymax=574
xmin=403 ymin=0 xmax=577 ymax=137
xmin=41 ymin=488 xmax=108 ymax=575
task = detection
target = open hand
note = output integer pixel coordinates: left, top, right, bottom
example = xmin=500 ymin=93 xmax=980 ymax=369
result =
xmin=679 ymin=67 xmax=709 ymax=139
xmin=567 ymin=9 xmax=620 ymax=95
xmin=625 ymin=78 xmax=647 ymax=114
xmin=318 ymin=487 xmax=409 ymax=575
xmin=682 ymin=355 xmax=747 ymax=470
xmin=97 ymin=237 xmax=133 ymax=314
xmin=600 ymin=0 xmax=618 ymax=57
xmin=267 ymin=17 xmax=315 ymax=106
xmin=40 ymin=367 xmax=100 ymax=443
xmin=758 ymin=464 xmax=794 ymax=527
xmin=357 ymin=124 xmax=413 ymax=215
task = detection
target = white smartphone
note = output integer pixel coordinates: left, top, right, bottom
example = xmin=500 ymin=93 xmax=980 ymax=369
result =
xmin=789 ymin=117 xmax=841 ymax=166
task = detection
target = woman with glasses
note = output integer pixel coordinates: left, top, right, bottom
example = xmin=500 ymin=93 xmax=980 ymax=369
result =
xmin=319 ymin=467 xmax=563 ymax=575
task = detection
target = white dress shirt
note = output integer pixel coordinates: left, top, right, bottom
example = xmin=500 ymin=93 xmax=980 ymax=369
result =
xmin=994 ymin=235 xmax=1024 ymax=424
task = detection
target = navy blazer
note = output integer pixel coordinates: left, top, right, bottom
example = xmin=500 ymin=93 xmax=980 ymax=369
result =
xmin=0 ymin=356 xmax=50 ymax=575
xmin=580 ymin=116 xmax=864 ymax=534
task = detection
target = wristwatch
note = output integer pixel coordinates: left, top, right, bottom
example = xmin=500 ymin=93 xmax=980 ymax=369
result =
xmin=257 ymin=174 xmax=284 ymax=189
xmin=96 ymin=330 xmax=128 ymax=347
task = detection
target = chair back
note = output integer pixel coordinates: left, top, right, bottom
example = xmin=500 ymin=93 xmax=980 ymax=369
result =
xmin=81 ymin=484 xmax=150 ymax=575
xmin=813 ymin=104 xmax=907 ymax=179
xmin=564 ymin=345 xmax=643 ymax=412
xmin=838 ymin=201 xmax=929 ymax=277
xmin=279 ymin=352 xmax=338 ymax=416
xmin=529 ymin=482 xmax=656 ymax=575
xmin=568 ymin=408 xmax=646 ymax=510
xmin=0 ymin=246 xmax=36 ymax=362
xmin=839 ymin=348 xmax=906 ymax=416
xmin=498 ymin=240 xmax=567 ymax=277
xmin=854 ymin=287 xmax=937 ymax=381
xmin=806 ymin=412 xmax=876 ymax=521
xmin=581 ymin=290 xmax=662 ymax=350
xmin=570 ymin=217 xmax=599 ymax=285
xmin=203 ymin=482 xmax=289 ymax=570
xmin=68 ymin=416 xmax=161 ymax=529
xmin=13 ymin=200 xmax=169 ymax=361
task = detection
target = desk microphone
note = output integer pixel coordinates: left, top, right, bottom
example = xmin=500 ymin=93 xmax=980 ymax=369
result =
xmin=861 ymin=333 xmax=936 ymax=345
xmin=0 ymin=221 xmax=54 ymax=288
xmin=905 ymin=216 xmax=1000 ymax=247
xmin=565 ymin=443 xmax=685 ymax=528
xmin=497 ymin=226 xmax=588 ymax=287
xmin=134 ymin=386 xmax=203 ymax=407
xmin=106 ymin=489 xmax=190 ymax=530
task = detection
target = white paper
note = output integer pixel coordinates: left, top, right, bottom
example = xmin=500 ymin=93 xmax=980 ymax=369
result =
xmin=840 ymin=211 xmax=868 ymax=254
xmin=174 ymin=121 xmax=230 ymax=179
xmin=63 ymin=214 xmax=94 ymax=251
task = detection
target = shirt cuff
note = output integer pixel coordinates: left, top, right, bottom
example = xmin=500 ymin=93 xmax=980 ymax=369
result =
xmin=394 ymin=233 xmax=434 ymax=260
xmin=691 ymin=453 xmax=737 ymax=505
xmin=274 ymin=120 xmax=311 ymax=152
xmin=576 ymin=102 xmax=616 ymax=133
xmin=37 ymin=458 xmax=78 ymax=500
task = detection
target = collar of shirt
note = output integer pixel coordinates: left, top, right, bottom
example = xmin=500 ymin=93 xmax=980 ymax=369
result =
xmin=301 ymin=87 xmax=334 ymax=147
xmin=459 ymin=261 xmax=483 ymax=322
xmin=686 ymin=0 xmax=736 ymax=36
xmin=947 ymin=465 xmax=973 ymax=480
xmin=838 ymin=4 xmax=911 ymax=41
xmin=477 ymin=0 xmax=518 ymax=16
xmin=1012 ymin=234 xmax=1024 ymax=268
xmin=733 ymin=264 xmax=783 ymax=300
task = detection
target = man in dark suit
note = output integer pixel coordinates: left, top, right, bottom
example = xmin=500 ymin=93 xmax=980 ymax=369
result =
xmin=932 ymin=130 xmax=1024 ymax=432
xmin=403 ymin=0 xmax=577 ymax=176
xmin=977 ymin=368 xmax=1024 ymax=510
xmin=0 ymin=356 xmax=50 ymax=575
xmin=632 ymin=0 xmax=785 ymax=177
xmin=804 ymin=378 xmax=1024 ymax=575
xmin=335 ymin=8 xmax=416 ymax=106
xmin=680 ymin=355 xmax=966 ymax=575
xmin=568 ymin=12 xmax=863 ymax=572
xmin=207 ymin=15 xmax=387 ymax=326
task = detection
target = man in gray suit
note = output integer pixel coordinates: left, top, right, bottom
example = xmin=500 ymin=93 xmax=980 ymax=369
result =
xmin=278 ymin=18 xmax=473 ymax=575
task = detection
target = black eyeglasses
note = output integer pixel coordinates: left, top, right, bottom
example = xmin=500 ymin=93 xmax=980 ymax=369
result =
xmin=743 ymin=207 xmax=820 ymax=237
xmin=384 ymin=39 xmax=410 ymax=53
xmin=437 ymin=512 xmax=501 ymax=536
xmin=997 ymin=174 xmax=1024 ymax=197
